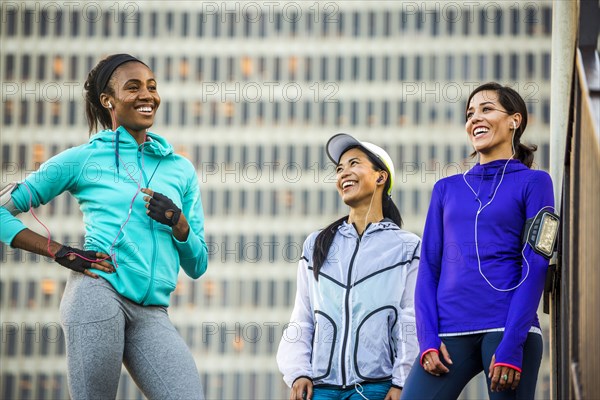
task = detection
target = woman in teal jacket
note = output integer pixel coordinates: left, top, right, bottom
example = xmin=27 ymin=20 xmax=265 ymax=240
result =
xmin=0 ymin=54 xmax=207 ymax=399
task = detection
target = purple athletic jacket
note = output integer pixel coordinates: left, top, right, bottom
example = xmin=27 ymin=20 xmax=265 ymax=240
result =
xmin=416 ymin=159 xmax=554 ymax=371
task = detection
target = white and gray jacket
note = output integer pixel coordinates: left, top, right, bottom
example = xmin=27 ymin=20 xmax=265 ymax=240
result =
xmin=277 ymin=219 xmax=420 ymax=389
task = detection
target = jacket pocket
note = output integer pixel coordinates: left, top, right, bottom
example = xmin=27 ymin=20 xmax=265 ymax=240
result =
xmin=354 ymin=306 xmax=397 ymax=380
xmin=312 ymin=311 xmax=338 ymax=381
xmin=154 ymin=224 xmax=180 ymax=282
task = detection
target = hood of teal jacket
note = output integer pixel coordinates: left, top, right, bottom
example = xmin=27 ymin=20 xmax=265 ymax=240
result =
xmin=90 ymin=127 xmax=174 ymax=173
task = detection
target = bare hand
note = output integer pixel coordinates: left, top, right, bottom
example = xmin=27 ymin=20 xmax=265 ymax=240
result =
xmin=290 ymin=377 xmax=312 ymax=400
xmin=422 ymin=342 xmax=453 ymax=376
xmin=488 ymin=354 xmax=521 ymax=392
xmin=384 ymin=386 xmax=402 ymax=400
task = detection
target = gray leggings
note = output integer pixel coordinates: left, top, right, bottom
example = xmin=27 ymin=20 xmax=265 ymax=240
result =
xmin=59 ymin=273 xmax=204 ymax=400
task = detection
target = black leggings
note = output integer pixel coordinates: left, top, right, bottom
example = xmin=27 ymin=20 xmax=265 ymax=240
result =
xmin=401 ymin=332 xmax=543 ymax=400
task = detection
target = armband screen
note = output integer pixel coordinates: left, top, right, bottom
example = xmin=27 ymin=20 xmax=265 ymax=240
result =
xmin=522 ymin=211 xmax=560 ymax=259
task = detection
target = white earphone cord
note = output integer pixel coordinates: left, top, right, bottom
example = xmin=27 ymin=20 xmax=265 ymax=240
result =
xmin=462 ymin=126 xmax=552 ymax=292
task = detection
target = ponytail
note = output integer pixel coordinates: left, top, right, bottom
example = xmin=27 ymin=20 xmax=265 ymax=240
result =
xmin=312 ymin=216 xmax=348 ymax=280
xmin=514 ymin=137 xmax=537 ymax=168
xmin=84 ymin=57 xmax=115 ymax=134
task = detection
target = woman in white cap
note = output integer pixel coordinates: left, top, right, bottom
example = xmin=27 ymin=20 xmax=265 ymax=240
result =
xmin=277 ymin=133 xmax=421 ymax=400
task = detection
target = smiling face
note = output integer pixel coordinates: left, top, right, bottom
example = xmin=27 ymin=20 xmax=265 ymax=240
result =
xmin=335 ymin=147 xmax=384 ymax=207
xmin=465 ymin=90 xmax=520 ymax=163
xmin=101 ymin=61 xmax=160 ymax=139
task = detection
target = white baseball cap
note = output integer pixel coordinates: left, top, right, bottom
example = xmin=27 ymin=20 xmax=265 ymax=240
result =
xmin=326 ymin=133 xmax=395 ymax=196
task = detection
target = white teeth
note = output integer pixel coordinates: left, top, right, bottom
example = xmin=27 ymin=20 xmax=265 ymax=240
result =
xmin=474 ymin=127 xmax=489 ymax=136
xmin=342 ymin=181 xmax=356 ymax=188
xmin=137 ymin=107 xmax=152 ymax=112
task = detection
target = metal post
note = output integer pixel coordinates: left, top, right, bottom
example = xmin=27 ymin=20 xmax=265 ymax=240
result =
xmin=549 ymin=1 xmax=579 ymax=399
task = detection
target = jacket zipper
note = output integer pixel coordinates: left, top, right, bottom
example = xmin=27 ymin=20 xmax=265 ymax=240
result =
xmin=138 ymin=147 xmax=158 ymax=305
xmin=340 ymin=237 xmax=360 ymax=388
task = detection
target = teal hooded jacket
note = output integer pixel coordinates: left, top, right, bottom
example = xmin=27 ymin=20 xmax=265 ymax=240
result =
xmin=1 ymin=127 xmax=208 ymax=306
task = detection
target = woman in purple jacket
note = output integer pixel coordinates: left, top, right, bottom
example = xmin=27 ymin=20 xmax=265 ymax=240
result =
xmin=402 ymin=82 xmax=556 ymax=399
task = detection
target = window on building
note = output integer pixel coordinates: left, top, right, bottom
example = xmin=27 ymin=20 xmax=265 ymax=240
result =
xmin=543 ymin=98 xmax=551 ymax=124
xmin=478 ymin=54 xmax=487 ymax=80
xmin=542 ymin=52 xmax=551 ymax=80
xmin=413 ymin=189 xmax=421 ymax=213
xmin=509 ymin=53 xmax=519 ymax=81
xmin=368 ymin=11 xmax=376 ymax=37
xmin=414 ymin=56 xmax=422 ymax=80
xmin=447 ymin=9 xmax=457 ymax=35
xmin=382 ymin=56 xmax=390 ymax=81
xmin=352 ymin=11 xmax=360 ymax=37
xmin=4 ymin=100 xmax=13 ymax=126
xmin=351 ymin=56 xmax=360 ymax=81
xmin=429 ymin=55 xmax=437 ymax=80
xmin=494 ymin=7 xmax=503 ymax=36
xmin=398 ymin=55 xmax=406 ymax=81
xmin=462 ymin=8 xmax=471 ymax=35
xmin=23 ymin=9 xmax=34 ymax=36
xmin=525 ymin=5 xmax=536 ymax=36
xmin=431 ymin=10 xmax=440 ymax=36
xmin=36 ymin=54 xmax=46 ymax=81
xmin=5 ymin=7 xmax=17 ymax=36
xmin=4 ymin=54 xmax=15 ymax=80
xmin=479 ymin=8 xmax=487 ymax=35
xmin=4 ymin=323 xmax=18 ymax=355
xmin=383 ymin=11 xmax=391 ymax=36
xmin=494 ymin=53 xmax=503 ymax=80
xmin=180 ymin=12 xmax=190 ymax=37
xmin=320 ymin=56 xmax=328 ymax=81
xmin=382 ymin=101 xmax=390 ymax=126
xmin=526 ymin=52 xmax=536 ymax=78
xmin=54 ymin=9 xmax=63 ymax=36
xmin=543 ymin=6 xmax=552 ymax=35
xmin=415 ymin=11 xmax=423 ymax=32
xmin=367 ymin=56 xmax=375 ymax=81
xmin=150 ymin=11 xmax=158 ymax=37
xmin=511 ymin=8 xmax=520 ymax=35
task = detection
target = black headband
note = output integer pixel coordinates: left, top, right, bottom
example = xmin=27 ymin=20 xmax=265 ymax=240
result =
xmin=94 ymin=54 xmax=147 ymax=94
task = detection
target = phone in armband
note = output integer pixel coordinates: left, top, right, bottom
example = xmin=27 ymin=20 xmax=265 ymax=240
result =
xmin=521 ymin=211 xmax=560 ymax=259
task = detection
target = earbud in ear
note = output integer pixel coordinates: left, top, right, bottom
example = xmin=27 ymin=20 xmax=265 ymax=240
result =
xmin=512 ymin=121 xmax=517 ymax=130
xmin=108 ymin=102 xmax=113 ymax=109
xmin=376 ymin=176 xmax=383 ymax=183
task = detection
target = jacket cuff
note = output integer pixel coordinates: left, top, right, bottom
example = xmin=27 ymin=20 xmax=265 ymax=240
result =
xmin=391 ymin=384 xmax=403 ymax=390
xmin=495 ymin=339 xmax=524 ymax=371
xmin=493 ymin=362 xmax=522 ymax=373
xmin=173 ymin=230 xmax=201 ymax=257
xmin=420 ymin=348 xmax=439 ymax=366
xmin=292 ymin=376 xmax=312 ymax=385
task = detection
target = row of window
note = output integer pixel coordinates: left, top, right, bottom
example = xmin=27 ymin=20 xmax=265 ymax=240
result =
xmin=0 ymin=315 xmax=291 ymax=358
xmin=0 ymin=270 xmax=304 ymax=310
xmin=3 ymin=51 xmax=553 ymax=84
xmin=0 ymin=138 xmax=553 ymax=183
xmin=3 ymin=6 xmax=553 ymax=39
xmin=2 ymin=94 xmax=552 ymax=132
xmin=0 ymin=371 xmax=288 ymax=400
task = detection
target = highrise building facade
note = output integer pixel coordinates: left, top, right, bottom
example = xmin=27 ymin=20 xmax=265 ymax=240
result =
xmin=1 ymin=1 xmax=553 ymax=399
